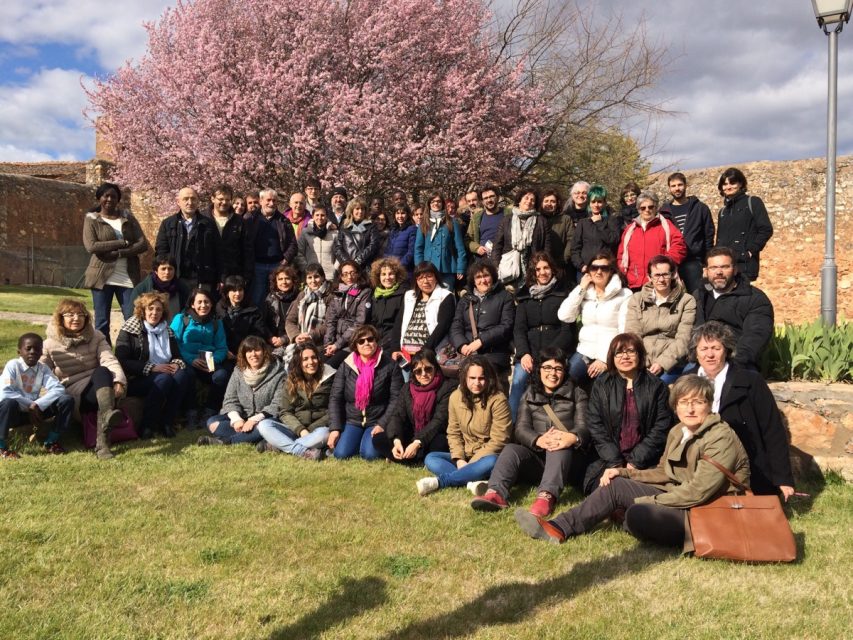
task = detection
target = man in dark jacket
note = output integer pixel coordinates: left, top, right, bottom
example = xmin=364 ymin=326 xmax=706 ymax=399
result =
xmin=242 ymin=188 xmax=297 ymax=305
xmin=155 ymin=186 xmax=220 ymax=292
xmin=659 ymin=172 xmax=715 ymax=294
xmin=202 ymin=183 xmax=244 ymax=286
xmin=540 ymin=189 xmax=574 ymax=275
xmin=693 ymin=247 xmax=774 ymax=370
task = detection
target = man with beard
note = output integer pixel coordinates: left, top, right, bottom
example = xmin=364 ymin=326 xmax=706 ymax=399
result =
xmin=540 ymin=188 xmax=573 ymax=275
xmin=465 ymin=186 xmax=504 ymax=258
xmin=329 ymin=187 xmax=348 ymax=227
xmin=203 ymin=183 xmax=244 ymax=286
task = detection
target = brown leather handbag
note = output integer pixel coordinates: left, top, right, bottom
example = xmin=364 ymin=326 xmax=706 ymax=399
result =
xmin=438 ymin=303 xmax=478 ymax=379
xmin=688 ymin=455 xmax=797 ymax=563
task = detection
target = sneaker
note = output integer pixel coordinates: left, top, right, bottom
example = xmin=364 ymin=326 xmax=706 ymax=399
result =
xmin=529 ymin=491 xmax=557 ymax=518
xmin=467 ymin=480 xmax=489 ymax=496
xmin=256 ymin=440 xmax=276 ymax=453
xmin=471 ymin=490 xmax=508 ymax=512
xmin=1 ymin=448 xmax=21 ymax=460
xmin=196 ymin=436 xmax=224 ymax=446
xmin=44 ymin=442 xmax=66 ymax=455
xmin=300 ymin=448 xmax=323 ymax=461
xmin=416 ymin=476 xmax=440 ymax=496
xmin=514 ymin=509 xmax=565 ymax=544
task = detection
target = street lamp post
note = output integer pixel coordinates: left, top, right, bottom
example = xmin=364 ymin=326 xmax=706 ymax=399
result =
xmin=812 ymin=0 xmax=853 ymax=326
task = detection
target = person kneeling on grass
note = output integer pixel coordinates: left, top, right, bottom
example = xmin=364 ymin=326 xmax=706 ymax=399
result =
xmin=471 ymin=347 xmax=592 ymax=517
xmin=256 ymin=343 xmax=336 ymax=460
xmin=1 ymin=333 xmax=74 ymax=458
xmin=416 ymin=356 xmax=512 ymax=496
xmin=515 ymin=375 xmax=750 ymax=549
xmin=197 ymin=336 xmax=285 ymax=446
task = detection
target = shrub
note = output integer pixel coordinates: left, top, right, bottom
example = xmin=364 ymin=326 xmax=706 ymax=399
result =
xmin=762 ymin=319 xmax=853 ymax=382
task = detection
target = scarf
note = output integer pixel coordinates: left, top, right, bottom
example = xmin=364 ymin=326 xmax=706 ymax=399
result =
xmin=510 ymin=207 xmax=537 ymax=251
xmin=151 ymin=271 xmax=178 ymax=295
xmin=350 ymin=221 xmax=368 ymax=234
xmin=429 ymin=211 xmax=445 ymax=240
xmin=189 ymin=309 xmax=213 ymax=324
xmin=373 ymin=283 xmax=400 ymax=299
xmin=271 ymin=288 xmax=298 ymax=304
xmin=144 ymin=320 xmax=172 ymax=364
xmin=528 ymin=277 xmax=556 ymax=300
xmin=354 ymin=349 xmax=380 ymax=412
xmin=410 ymin=372 xmax=443 ymax=433
xmin=243 ymin=361 xmax=270 ymax=388
xmin=312 ymin=223 xmax=328 ymax=239
xmin=299 ymin=282 xmax=329 ymax=333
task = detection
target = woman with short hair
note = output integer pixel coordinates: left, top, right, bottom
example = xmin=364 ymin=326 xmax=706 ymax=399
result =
xmin=126 ymin=255 xmax=190 ymax=319
xmin=570 ymin=185 xmax=622 ymax=279
xmin=368 ymin=257 xmax=407 ymax=353
xmin=216 ymin=275 xmax=268 ymax=360
xmin=322 ymin=260 xmax=372 ymax=368
xmin=715 ymin=167 xmax=773 ymax=281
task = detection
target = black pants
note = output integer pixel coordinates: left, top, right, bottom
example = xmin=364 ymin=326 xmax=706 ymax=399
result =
xmin=78 ymin=366 xmax=116 ymax=413
xmin=550 ymin=477 xmax=685 ymax=547
xmin=488 ymin=443 xmax=588 ymax=500
xmin=371 ymin=431 xmax=449 ymax=464
xmin=0 ymin=395 xmax=74 ymax=438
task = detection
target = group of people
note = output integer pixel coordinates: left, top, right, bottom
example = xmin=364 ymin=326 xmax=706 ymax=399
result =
xmin=0 ymin=166 xmax=794 ymax=553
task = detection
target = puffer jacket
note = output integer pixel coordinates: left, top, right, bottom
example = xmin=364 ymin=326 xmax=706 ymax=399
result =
xmin=446 ymin=389 xmax=513 ymax=463
xmin=715 ymin=192 xmax=773 ymax=280
xmin=557 ymin=274 xmax=631 ymax=362
xmin=328 ymin=350 xmax=402 ymax=430
xmin=385 ymin=224 xmax=417 ymax=270
xmin=40 ymin=321 xmax=127 ymax=410
xmin=82 ymin=210 xmax=149 ymax=289
xmin=384 ymin=378 xmax=456 ymax=447
xmin=169 ymin=312 xmax=228 ymax=366
xmin=323 ymin=286 xmax=372 ymax=350
xmin=617 ymin=215 xmax=687 ymax=289
xmin=115 ymin=316 xmax=185 ymax=378
xmin=220 ymin=358 xmax=286 ymax=420
xmin=515 ymin=379 xmax=590 ymax=451
xmin=369 ymin=287 xmax=406 ymax=352
xmin=333 ymin=220 xmax=381 ymax=268
xmin=450 ymin=284 xmax=516 ymax=370
xmin=624 ymin=280 xmax=696 ymax=372
xmin=414 ymin=218 xmax=467 ymax=275
xmin=275 ymin=365 xmax=336 ymax=433
xmin=513 ymin=282 xmax=576 ymax=359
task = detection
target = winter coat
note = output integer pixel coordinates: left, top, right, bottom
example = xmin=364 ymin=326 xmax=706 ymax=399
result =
xmin=394 ymin=287 xmax=456 ymax=352
xmin=328 ymin=350 xmax=402 ymax=430
xmin=557 ymin=274 xmax=631 ymax=362
xmin=295 ymin=225 xmax=338 ymax=277
xmin=115 ymin=315 xmax=185 ymax=378
xmin=692 ymin=274 xmax=774 ymax=369
xmin=446 ymin=389 xmax=513 ymax=463
xmin=155 ymin=211 xmax=221 ymax=286
xmin=221 ymin=359 xmax=286 ymax=420
xmin=571 ymin=215 xmax=621 ymax=272
xmin=274 ymin=365 xmax=336 ymax=433
xmin=215 ymin=300 xmax=269 ymax=355
xmin=450 ymin=285 xmax=516 ymax=371
xmin=384 ymin=378 xmax=456 ymax=447
xmin=169 ymin=312 xmax=228 ymax=366
xmin=543 ymin=211 xmax=574 ymax=271
xmin=659 ymin=196 xmax=715 ymax=263
xmin=617 ymin=215 xmax=687 ymax=289
xmin=715 ymin=192 xmax=773 ymax=280
xmin=261 ymin=291 xmax=298 ymax=341
xmin=515 ymin=379 xmax=590 ymax=451
xmin=717 ymin=364 xmax=794 ymax=494
xmin=241 ymin=210 xmax=297 ymax=276
xmin=284 ymin=286 xmax=334 ymax=345
xmin=491 ymin=211 xmax=551 ymax=264
xmin=513 ymin=282 xmax=576 ymax=359
xmin=323 ymin=287 xmax=372 ymax=350
xmin=333 ymin=220 xmax=382 ymax=268
xmin=41 ymin=321 xmax=127 ymax=411
xmin=368 ymin=287 xmax=406 ymax=352
xmin=414 ymin=219 xmax=467 ymax=275
xmin=202 ymin=208 xmax=244 ymax=281
xmin=126 ymin=274 xmax=190 ymax=319
xmin=82 ymin=210 xmax=149 ymax=289
xmin=385 ymin=224 xmax=417 ymax=270
xmin=624 ymin=281 xmax=696 ymax=372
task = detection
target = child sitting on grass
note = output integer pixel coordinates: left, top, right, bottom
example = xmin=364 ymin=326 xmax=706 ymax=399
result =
xmin=0 ymin=333 xmax=74 ymax=458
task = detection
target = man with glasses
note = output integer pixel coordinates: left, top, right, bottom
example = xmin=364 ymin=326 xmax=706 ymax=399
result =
xmin=693 ymin=246 xmax=773 ymax=370
xmin=465 ymin=186 xmax=504 ymax=258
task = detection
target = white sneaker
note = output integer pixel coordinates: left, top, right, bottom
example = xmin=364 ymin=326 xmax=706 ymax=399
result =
xmin=467 ymin=481 xmax=489 ymax=496
xmin=416 ymin=476 xmax=440 ymax=496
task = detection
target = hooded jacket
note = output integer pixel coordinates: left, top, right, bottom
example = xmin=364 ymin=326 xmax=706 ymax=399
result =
xmin=624 ymin=280 xmax=696 ymax=372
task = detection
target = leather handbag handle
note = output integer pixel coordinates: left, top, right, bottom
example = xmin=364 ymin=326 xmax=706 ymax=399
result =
xmin=701 ymin=454 xmax=751 ymax=494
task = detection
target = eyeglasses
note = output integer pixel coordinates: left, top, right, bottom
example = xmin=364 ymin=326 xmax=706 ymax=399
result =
xmin=588 ymin=264 xmax=611 ymax=273
xmin=637 ymin=205 xmax=656 ymax=211
xmin=614 ymin=348 xmax=638 ymax=357
xmin=357 ymin=336 xmax=376 ymax=345
xmin=677 ymin=398 xmax=709 ymax=409
xmin=413 ymin=366 xmax=435 ymax=376
xmin=61 ymin=313 xmax=86 ymax=319
xmin=650 ymin=273 xmax=672 ymax=280
xmin=541 ymin=365 xmax=565 ymax=374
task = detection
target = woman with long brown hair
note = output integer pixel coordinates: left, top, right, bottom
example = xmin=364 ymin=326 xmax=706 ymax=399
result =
xmin=414 ymin=191 xmax=467 ymax=289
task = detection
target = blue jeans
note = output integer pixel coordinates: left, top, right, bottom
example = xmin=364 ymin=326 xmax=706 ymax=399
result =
xmin=659 ymin=363 xmax=686 ymax=385
xmin=251 ymin=262 xmax=278 ymax=306
xmin=91 ymin=285 xmax=131 ymax=342
xmin=257 ymin=420 xmax=330 ymax=456
xmin=423 ymin=452 xmax=498 ymax=488
xmin=508 ymin=361 xmax=531 ymax=422
xmin=126 ymin=368 xmax=193 ymax=432
xmin=567 ymin=351 xmax=591 ymax=385
xmin=185 ymin=363 xmax=233 ymax=411
xmin=332 ymin=422 xmax=381 ymax=460
xmin=207 ymin=414 xmax=264 ymax=445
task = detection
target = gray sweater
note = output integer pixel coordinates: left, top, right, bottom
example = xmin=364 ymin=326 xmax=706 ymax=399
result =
xmin=221 ymin=359 xmax=286 ymax=421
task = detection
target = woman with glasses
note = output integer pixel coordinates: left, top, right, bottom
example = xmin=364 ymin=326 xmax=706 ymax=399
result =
xmin=327 ymin=324 xmax=402 ymax=460
xmin=625 ymin=255 xmax=696 ymax=384
xmin=472 ymin=347 xmax=590 ymax=517
xmin=368 ymin=257 xmax=407 ymax=353
xmin=557 ymin=251 xmax=632 ymax=385
xmin=322 ymin=260 xmax=372 ymax=368
xmin=617 ymin=191 xmax=687 ymax=291
xmin=515 ymin=374 xmax=750 ymax=549
xmin=371 ymin=349 xmax=454 ymax=464
xmin=570 ymin=185 xmax=622 ymax=282
xmin=581 ymin=333 xmax=672 ymax=493
xmin=414 ymin=191 xmax=467 ymax=289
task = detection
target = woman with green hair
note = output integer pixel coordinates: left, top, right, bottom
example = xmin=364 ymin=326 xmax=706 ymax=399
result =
xmin=570 ymin=185 xmax=622 ymax=281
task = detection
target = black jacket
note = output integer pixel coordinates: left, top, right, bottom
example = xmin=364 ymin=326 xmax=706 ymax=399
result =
xmin=262 ymin=290 xmax=299 ymax=340
xmin=692 ymin=274 xmax=774 ymax=369
xmin=385 ymin=378 xmax=455 ymax=447
xmin=202 ymin=208 xmax=244 ymax=281
xmin=368 ymin=288 xmax=406 ymax=352
xmin=492 ymin=211 xmax=551 ymax=262
xmin=715 ymin=192 xmax=773 ymax=280
xmin=333 ymin=221 xmax=382 ymax=268
xmin=329 ymin=351 xmax=402 ymax=430
xmin=659 ymin=195 xmax=715 ymax=262
xmin=515 ymin=379 xmax=590 ymax=450
xmin=215 ymin=300 xmax=269 ymax=354
xmin=570 ymin=215 xmax=621 ymax=271
xmin=115 ymin=316 xmax=184 ymax=378
xmin=154 ymin=211 xmax=221 ymax=286
xmin=450 ymin=284 xmax=516 ymax=370
xmin=241 ymin=210 xmax=297 ymax=278
xmin=718 ymin=364 xmax=794 ymax=494
xmin=513 ymin=283 xmax=576 ymax=358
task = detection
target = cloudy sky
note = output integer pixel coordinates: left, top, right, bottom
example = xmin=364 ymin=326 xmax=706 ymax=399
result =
xmin=0 ymin=0 xmax=850 ymax=170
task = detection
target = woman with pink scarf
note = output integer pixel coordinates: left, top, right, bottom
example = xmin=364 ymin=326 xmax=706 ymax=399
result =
xmin=327 ymin=324 xmax=402 ymax=459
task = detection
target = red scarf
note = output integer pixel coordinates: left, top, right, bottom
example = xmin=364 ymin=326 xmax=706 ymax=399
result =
xmin=410 ymin=373 xmax=443 ymax=433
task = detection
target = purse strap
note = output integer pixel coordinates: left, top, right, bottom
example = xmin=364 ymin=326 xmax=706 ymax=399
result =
xmin=468 ymin=301 xmax=479 ymax=339
xmin=542 ymin=404 xmax=568 ymax=433
xmin=701 ymin=454 xmax=751 ymax=494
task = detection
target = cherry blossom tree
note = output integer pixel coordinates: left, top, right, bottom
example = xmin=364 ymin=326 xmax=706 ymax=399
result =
xmin=87 ymin=0 xmax=546 ymax=200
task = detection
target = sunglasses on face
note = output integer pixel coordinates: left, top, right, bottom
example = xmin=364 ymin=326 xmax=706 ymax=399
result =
xmin=588 ymin=264 xmax=611 ymax=273
xmin=413 ymin=366 xmax=435 ymax=376
xmin=357 ymin=336 xmax=376 ymax=345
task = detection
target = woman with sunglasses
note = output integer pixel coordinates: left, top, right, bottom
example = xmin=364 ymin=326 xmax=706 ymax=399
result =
xmin=581 ymin=333 xmax=672 ymax=493
xmin=557 ymin=251 xmax=631 ymax=385
xmin=371 ymin=349 xmax=454 ymax=463
xmin=327 ymin=325 xmax=402 ymax=459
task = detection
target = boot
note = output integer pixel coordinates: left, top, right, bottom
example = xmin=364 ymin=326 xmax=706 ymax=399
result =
xmin=94 ymin=387 xmax=122 ymax=460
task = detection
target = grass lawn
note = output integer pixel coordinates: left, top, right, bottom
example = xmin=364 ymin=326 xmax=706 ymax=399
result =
xmin=0 ymin=319 xmax=48 ymax=362
xmin=0 ymin=285 xmax=92 ymax=316
xmin=0 ymin=428 xmax=850 ymax=640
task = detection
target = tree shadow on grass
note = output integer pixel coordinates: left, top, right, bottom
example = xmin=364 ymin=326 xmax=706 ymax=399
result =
xmin=379 ymin=544 xmax=669 ymax=640
xmin=268 ymin=576 xmax=388 ymax=640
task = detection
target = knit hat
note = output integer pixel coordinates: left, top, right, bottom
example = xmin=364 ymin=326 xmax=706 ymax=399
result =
xmin=331 ymin=186 xmax=348 ymax=200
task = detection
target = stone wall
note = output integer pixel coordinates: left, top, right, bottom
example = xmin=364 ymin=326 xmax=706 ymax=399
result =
xmin=0 ymin=161 xmax=88 ymax=184
xmin=647 ymin=156 xmax=853 ymax=325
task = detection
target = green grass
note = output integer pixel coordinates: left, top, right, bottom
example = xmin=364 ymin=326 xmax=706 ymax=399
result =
xmin=0 ymin=285 xmax=91 ymax=316
xmin=0 ymin=431 xmax=850 ymax=639
xmin=0 ymin=319 xmax=47 ymax=362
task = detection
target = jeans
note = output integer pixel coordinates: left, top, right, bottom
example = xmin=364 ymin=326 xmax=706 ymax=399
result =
xmin=250 ymin=262 xmax=278 ymax=307
xmin=371 ymin=431 xmax=449 ymax=464
xmin=332 ymin=422 xmax=382 ymax=460
xmin=207 ymin=414 xmax=264 ymax=445
xmin=185 ymin=363 xmax=233 ymax=411
xmin=567 ymin=351 xmax=591 ymax=385
xmin=257 ymin=420 xmax=330 ymax=456
xmin=91 ymin=285 xmax=131 ymax=343
xmin=423 ymin=452 xmax=498 ymax=488
xmin=659 ymin=363 xmax=686 ymax=386
xmin=0 ymin=395 xmax=74 ymax=440
xmin=126 ymin=369 xmax=193 ymax=432
xmin=508 ymin=361 xmax=531 ymax=422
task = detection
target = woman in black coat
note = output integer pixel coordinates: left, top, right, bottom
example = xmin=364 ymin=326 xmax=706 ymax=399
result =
xmin=570 ymin=186 xmax=622 ymax=279
xmin=509 ymin=251 xmax=577 ymax=420
xmin=583 ymin=332 xmax=673 ymax=494
xmin=333 ymin=198 xmax=382 ymax=269
xmin=715 ymin=167 xmax=773 ymax=281
xmin=368 ymin=257 xmax=407 ymax=353
xmin=215 ymin=275 xmax=268 ymax=359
